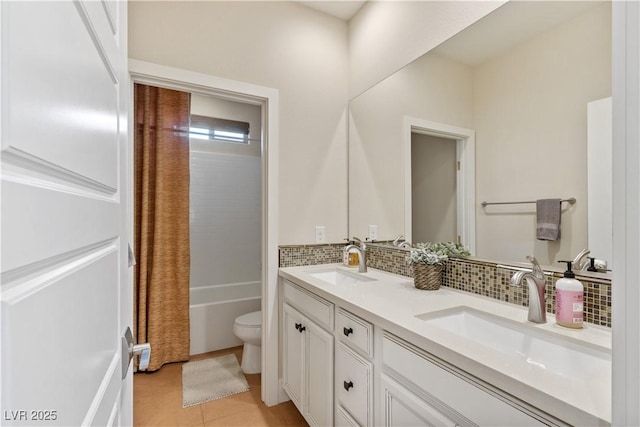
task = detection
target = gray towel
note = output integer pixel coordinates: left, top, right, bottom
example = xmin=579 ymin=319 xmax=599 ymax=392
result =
xmin=536 ymin=199 xmax=561 ymax=241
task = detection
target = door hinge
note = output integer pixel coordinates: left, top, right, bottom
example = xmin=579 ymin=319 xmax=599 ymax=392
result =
xmin=457 ymin=161 xmax=461 ymax=171
xmin=457 ymin=235 xmax=462 ymax=245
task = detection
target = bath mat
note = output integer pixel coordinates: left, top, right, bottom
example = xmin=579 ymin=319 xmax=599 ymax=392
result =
xmin=182 ymin=354 xmax=249 ymax=407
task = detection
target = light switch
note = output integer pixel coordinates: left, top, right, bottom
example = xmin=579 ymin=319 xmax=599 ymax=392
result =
xmin=369 ymin=225 xmax=378 ymax=241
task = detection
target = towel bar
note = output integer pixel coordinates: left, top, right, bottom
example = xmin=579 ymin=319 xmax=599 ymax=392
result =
xmin=481 ymin=198 xmax=576 ymax=207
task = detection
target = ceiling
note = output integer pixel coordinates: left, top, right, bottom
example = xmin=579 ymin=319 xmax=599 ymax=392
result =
xmin=296 ymin=0 xmax=367 ymax=21
xmin=432 ymin=1 xmax=605 ymax=66
xmin=294 ymin=1 xmax=605 ymax=68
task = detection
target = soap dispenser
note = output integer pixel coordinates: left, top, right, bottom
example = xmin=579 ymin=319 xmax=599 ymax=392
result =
xmin=343 ymin=240 xmax=360 ymax=267
xmin=347 ymin=247 xmax=360 ymax=267
xmin=343 ymin=241 xmax=351 ymax=266
xmin=555 ymin=261 xmax=584 ymax=329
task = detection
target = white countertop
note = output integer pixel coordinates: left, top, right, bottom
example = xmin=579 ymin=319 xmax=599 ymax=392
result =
xmin=279 ymin=263 xmax=612 ymax=425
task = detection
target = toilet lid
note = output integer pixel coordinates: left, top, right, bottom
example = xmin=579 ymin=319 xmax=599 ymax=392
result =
xmin=235 ymin=311 xmax=262 ymax=327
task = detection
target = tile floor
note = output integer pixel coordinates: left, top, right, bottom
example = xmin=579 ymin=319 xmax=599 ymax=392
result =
xmin=133 ymin=346 xmax=308 ymax=427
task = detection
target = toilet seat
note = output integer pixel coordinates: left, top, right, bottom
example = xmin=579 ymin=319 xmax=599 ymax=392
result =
xmin=235 ymin=311 xmax=261 ymax=327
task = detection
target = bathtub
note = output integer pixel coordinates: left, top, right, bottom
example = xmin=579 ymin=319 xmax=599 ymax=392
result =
xmin=189 ymin=281 xmax=261 ymax=356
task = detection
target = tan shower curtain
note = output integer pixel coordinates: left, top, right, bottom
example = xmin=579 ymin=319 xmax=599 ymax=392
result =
xmin=134 ymin=83 xmax=191 ymax=371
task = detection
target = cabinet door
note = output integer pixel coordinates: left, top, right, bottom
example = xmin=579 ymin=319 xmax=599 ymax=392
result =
xmin=380 ymin=374 xmax=459 ymax=427
xmin=336 ymin=343 xmax=372 ymax=426
xmin=336 ymin=405 xmax=360 ymax=427
xmin=283 ymin=303 xmax=305 ymax=412
xmin=305 ymin=317 xmax=334 ymax=427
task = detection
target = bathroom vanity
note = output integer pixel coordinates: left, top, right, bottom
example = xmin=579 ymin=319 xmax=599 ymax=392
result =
xmin=278 ymin=264 xmax=611 ymax=427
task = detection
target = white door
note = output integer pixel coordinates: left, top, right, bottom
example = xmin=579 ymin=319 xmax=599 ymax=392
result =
xmin=1 ymin=1 xmax=131 ymax=426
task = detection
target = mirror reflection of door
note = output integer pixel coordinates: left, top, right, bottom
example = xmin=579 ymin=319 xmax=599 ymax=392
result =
xmin=411 ymin=133 xmax=457 ymax=243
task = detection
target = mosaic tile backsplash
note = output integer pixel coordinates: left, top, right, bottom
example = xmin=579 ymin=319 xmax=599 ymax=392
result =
xmin=279 ymin=244 xmax=344 ymax=267
xmin=279 ymin=243 xmax=612 ymax=327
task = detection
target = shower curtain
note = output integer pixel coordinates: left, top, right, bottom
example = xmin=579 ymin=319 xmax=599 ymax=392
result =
xmin=134 ymin=83 xmax=191 ymax=371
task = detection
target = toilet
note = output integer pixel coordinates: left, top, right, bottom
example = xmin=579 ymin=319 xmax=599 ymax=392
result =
xmin=233 ymin=310 xmax=262 ymax=374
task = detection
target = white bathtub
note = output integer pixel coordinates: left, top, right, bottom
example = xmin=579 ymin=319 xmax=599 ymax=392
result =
xmin=189 ymin=281 xmax=261 ymax=356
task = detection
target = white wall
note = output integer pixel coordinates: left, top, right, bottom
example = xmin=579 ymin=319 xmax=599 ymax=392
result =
xmin=348 ymin=0 xmax=505 ymax=99
xmin=349 ymin=53 xmax=474 ymax=240
xmin=129 ymin=1 xmax=349 ymax=245
xmin=473 ymin=3 xmax=611 ymax=265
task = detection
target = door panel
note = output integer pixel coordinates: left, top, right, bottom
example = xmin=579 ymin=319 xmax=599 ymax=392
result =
xmin=101 ymin=1 xmax=119 ymax=35
xmin=1 ymin=178 xmax=119 ymax=273
xmin=0 ymin=0 xmax=124 ymax=274
xmin=282 ymin=304 xmax=305 ymax=412
xmin=4 ymin=1 xmax=120 ymax=189
xmin=1 ymin=1 xmax=130 ymax=425
xmin=306 ymin=319 xmax=334 ymax=427
xmin=381 ymin=374 xmax=458 ymax=427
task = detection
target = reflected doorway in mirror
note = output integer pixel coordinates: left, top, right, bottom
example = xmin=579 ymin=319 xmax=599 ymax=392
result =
xmin=403 ymin=117 xmax=476 ymax=255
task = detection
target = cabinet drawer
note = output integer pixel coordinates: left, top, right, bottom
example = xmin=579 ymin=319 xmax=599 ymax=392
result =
xmin=284 ymin=280 xmax=334 ymax=330
xmin=337 ymin=308 xmax=373 ymax=357
xmin=382 ymin=333 xmax=543 ymax=426
xmin=336 ymin=342 xmax=373 ymax=426
xmin=381 ymin=373 xmax=459 ymax=427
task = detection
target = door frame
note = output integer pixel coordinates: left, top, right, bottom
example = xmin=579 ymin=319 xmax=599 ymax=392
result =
xmin=612 ymin=0 xmax=640 ymax=423
xmin=128 ymin=60 xmax=280 ymax=406
xmin=403 ymin=116 xmax=476 ymax=253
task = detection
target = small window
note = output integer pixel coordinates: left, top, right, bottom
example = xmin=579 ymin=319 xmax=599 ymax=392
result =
xmin=189 ymin=115 xmax=250 ymax=144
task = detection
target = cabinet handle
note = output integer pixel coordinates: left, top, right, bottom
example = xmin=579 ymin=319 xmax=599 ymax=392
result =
xmin=295 ymin=323 xmax=302 ymax=331
xmin=343 ymin=380 xmax=354 ymax=391
xmin=298 ymin=325 xmax=306 ymax=333
xmin=343 ymin=327 xmax=353 ymax=336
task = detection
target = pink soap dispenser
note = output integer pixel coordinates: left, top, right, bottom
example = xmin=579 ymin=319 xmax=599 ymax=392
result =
xmin=555 ymin=261 xmax=584 ymax=329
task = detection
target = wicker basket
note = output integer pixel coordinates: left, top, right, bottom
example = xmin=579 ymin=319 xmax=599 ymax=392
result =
xmin=412 ymin=263 xmax=443 ymax=290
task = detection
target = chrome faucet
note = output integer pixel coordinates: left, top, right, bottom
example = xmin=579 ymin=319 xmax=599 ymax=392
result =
xmin=344 ymin=237 xmax=367 ymax=273
xmin=510 ymin=256 xmax=547 ymax=323
xmin=571 ymin=248 xmax=591 ymax=271
xmin=392 ymin=234 xmax=404 ymax=246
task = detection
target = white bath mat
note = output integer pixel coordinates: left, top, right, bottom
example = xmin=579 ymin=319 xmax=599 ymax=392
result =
xmin=182 ymin=354 xmax=249 ymax=407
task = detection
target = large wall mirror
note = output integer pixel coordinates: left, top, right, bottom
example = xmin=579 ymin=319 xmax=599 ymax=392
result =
xmin=348 ymin=0 xmax=612 ymax=269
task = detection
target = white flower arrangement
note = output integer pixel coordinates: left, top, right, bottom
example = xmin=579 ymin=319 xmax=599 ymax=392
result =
xmin=406 ymin=242 xmax=471 ymax=266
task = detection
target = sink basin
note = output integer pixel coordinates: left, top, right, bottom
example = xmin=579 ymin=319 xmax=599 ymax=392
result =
xmin=416 ymin=306 xmax=610 ymax=378
xmin=308 ymin=269 xmax=376 ymax=286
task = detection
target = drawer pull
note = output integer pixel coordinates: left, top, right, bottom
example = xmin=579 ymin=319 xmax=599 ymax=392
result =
xmin=343 ymin=327 xmax=353 ymax=336
xmin=295 ymin=323 xmax=302 ymax=331
xmin=343 ymin=380 xmax=354 ymax=391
